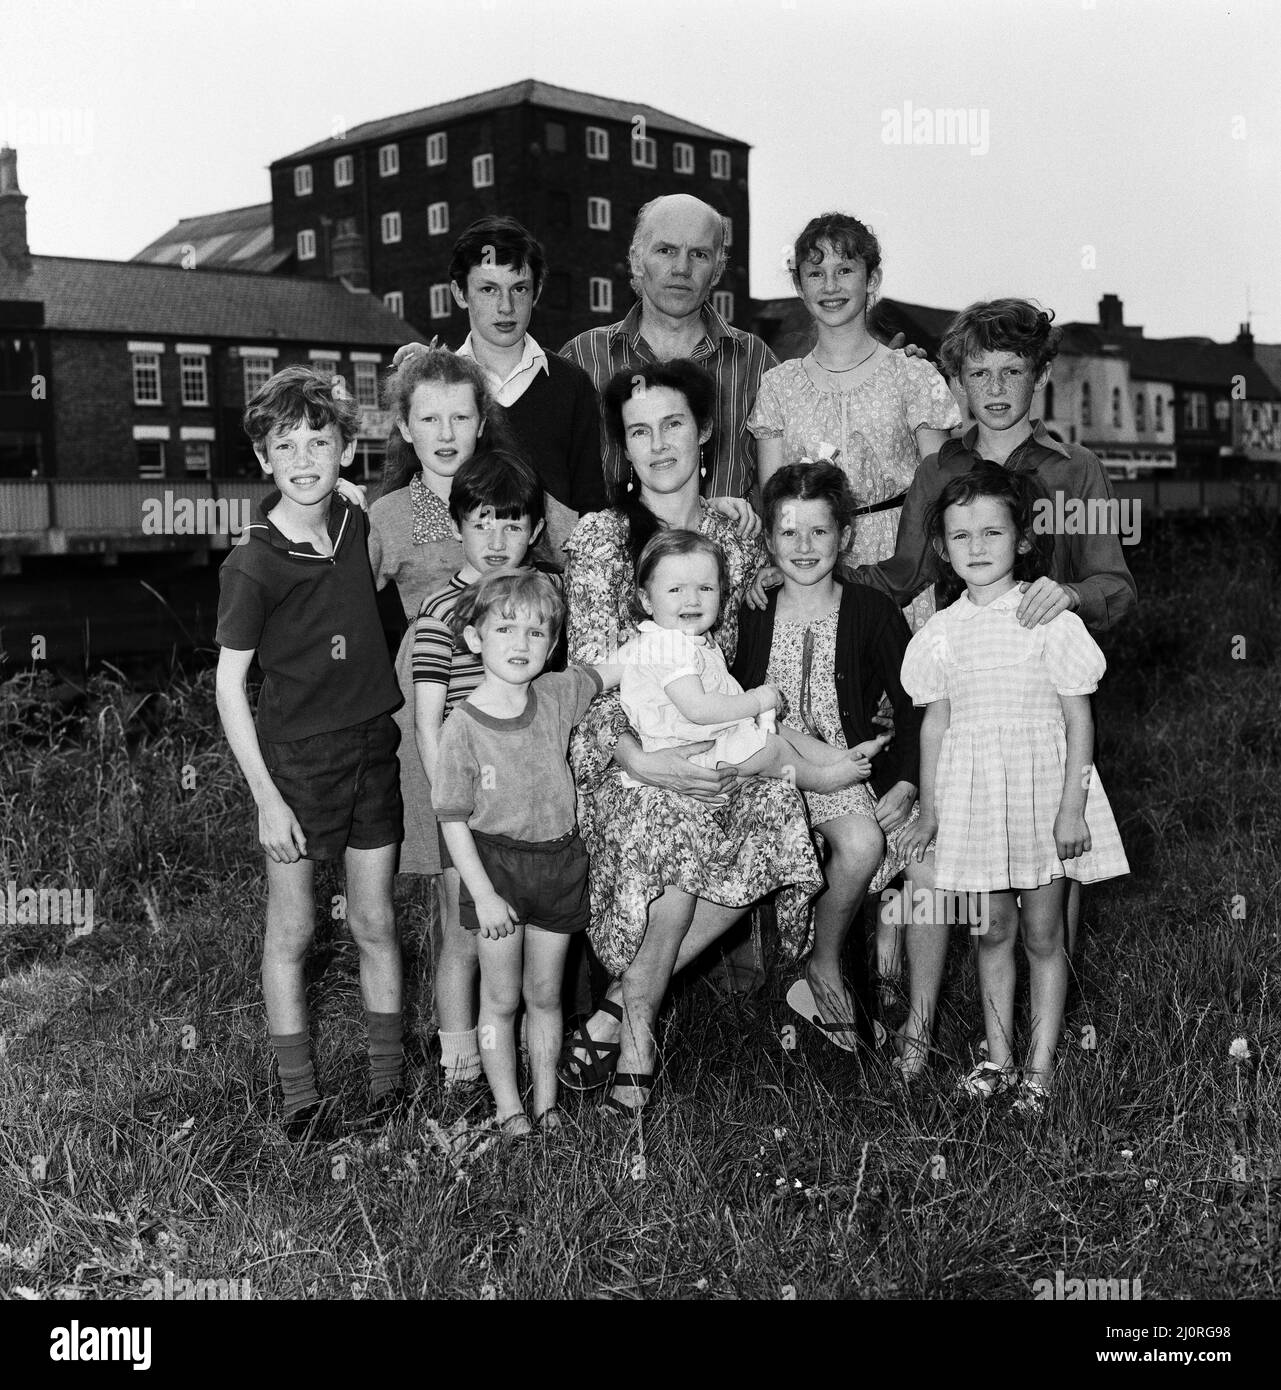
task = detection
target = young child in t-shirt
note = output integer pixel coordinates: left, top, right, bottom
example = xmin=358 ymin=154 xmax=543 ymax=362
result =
xmin=411 ymin=448 xmax=548 ymax=1098
xmin=215 ymin=366 xmax=404 ymax=1141
xmin=431 ymin=571 xmax=622 ymax=1137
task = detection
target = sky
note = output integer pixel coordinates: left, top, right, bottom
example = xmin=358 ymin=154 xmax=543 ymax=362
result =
xmin=3 ymin=0 xmax=1278 ymax=342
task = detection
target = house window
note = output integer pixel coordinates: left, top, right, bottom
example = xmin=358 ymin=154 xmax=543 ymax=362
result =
xmin=1184 ymin=391 xmax=1208 ymax=430
xmin=632 ymin=135 xmax=657 ymax=168
xmin=132 ymin=352 xmax=162 ymax=405
xmin=137 ymin=441 xmax=165 ymax=479
xmin=1080 ymin=381 xmax=1092 ymax=428
xmin=293 ymin=165 xmax=313 ymax=196
xmin=427 ymin=201 xmax=449 ymax=235
xmin=710 ymin=148 xmax=731 ymax=179
xmin=243 ymin=356 xmax=274 ymax=400
xmin=353 ymin=360 xmax=379 ymax=408
xmin=1111 ymin=386 xmax=1122 ymax=428
xmin=545 ymin=121 xmax=566 ymax=153
xmin=180 ymin=354 xmax=208 ymax=407
xmin=472 ymin=153 xmax=494 ymax=188
xmin=1044 ymin=382 xmax=1055 ymax=418
xmin=588 ymin=197 xmax=611 ymax=231
xmin=378 ymin=143 xmax=399 ymax=177
xmin=589 ymin=277 xmax=613 ymax=314
xmin=380 ymin=211 xmax=402 ymax=244
xmin=673 ymin=142 xmax=694 ymax=175
xmin=383 ymin=291 xmax=404 ymax=317
xmin=426 ymin=131 xmax=447 ymax=166
xmin=586 ymin=127 xmax=609 ymax=160
xmin=334 ymin=154 xmax=353 ymax=187
xmin=1155 ymin=395 xmax=1165 ymax=431
xmin=1134 ymin=393 xmax=1145 ymax=431
xmin=297 ymin=229 xmax=316 ymax=260
xmin=712 ymin=291 xmax=735 ymax=322
xmin=183 ymin=441 xmax=212 ymax=478
xmin=310 ymin=355 xmax=340 ymax=384
xmin=429 ymin=284 xmax=452 ymax=319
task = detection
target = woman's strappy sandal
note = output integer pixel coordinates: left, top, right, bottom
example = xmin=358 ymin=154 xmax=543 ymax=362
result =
xmin=601 ymin=1072 xmax=655 ymax=1120
xmin=557 ymin=998 xmax=624 ymax=1091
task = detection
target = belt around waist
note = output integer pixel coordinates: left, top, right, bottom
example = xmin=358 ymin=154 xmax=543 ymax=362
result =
xmin=852 ymin=491 xmax=908 ymax=517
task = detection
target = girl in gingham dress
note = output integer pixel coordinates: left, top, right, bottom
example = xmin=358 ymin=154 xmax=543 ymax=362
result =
xmin=899 ymin=463 xmax=1127 ymax=1112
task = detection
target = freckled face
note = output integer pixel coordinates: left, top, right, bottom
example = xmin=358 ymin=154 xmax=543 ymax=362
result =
xmin=397 ymin=381 xmax=482 ymax=480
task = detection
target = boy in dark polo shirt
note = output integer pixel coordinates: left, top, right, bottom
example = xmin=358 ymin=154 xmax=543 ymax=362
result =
xmin=215 ymin=367 xmax=405 ymax=1140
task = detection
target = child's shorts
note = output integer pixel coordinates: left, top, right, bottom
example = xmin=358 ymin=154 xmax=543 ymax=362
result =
xmin=260 ymin=712 xmax=404 ymax=862
xmin=459 ymin=828 xmax=589 ymax=934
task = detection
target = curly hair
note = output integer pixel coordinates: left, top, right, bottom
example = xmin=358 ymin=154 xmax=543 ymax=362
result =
xmin=938 ymin=298 xmax=1061 ymax=381
xmin=450 ymin=569 xmax=565 ymax=648
xmin=790 ymin=211 xmax=882 ymax=281
xmin=243 ymin=365 xmax=361 ymax=448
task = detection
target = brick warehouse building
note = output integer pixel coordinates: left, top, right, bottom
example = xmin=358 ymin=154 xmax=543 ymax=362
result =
xmin=0 ymin=148 xmax=415 ymax=485
xmin=136 ymin=81 xmax=752 ymax=353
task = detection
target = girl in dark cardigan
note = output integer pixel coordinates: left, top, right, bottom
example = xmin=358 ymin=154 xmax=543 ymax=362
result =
xmin=734 ymin=461 xmax=921 ymax=1052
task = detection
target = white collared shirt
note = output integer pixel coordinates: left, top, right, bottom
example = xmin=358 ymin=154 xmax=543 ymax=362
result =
xmin=457 ymin=331 xmax=549 ymax=407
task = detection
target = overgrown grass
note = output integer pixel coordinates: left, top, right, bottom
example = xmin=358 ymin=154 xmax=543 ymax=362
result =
xmin=1 ymin=516 xmax=1277 ymax=1300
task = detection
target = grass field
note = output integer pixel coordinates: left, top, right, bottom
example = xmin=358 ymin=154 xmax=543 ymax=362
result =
xmin=1 ymin=515 xmax=1276 ymax=1301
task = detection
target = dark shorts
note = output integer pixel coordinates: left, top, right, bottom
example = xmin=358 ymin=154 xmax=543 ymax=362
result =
xmin=260 ymin=712 xmax=404 ymax=861
xmin=458 ymin=828 xmax=589 ymax=935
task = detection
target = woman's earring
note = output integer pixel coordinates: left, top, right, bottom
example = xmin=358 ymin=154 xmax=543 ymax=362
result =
xmin=626 ymin=470 xmax=634 ymax=494
xmin=699 ymin=445 xmax=708 ymax=480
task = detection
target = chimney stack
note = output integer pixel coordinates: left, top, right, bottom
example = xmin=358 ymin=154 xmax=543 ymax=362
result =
xmin=1236 ymin=322 xmax=1255 ymax=358
xmin=0 ymin=146 xmax=32 ymax=271
xmin=1098 ymin=293 xmax=1124 ymax=332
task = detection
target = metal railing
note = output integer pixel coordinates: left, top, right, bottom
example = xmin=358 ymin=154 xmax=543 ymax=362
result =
xmin=1 ymin=479 xmax=277 ymax=537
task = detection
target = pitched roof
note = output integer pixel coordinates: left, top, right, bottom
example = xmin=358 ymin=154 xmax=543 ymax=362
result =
xmin=277 ymin=79 xmax=745 ymax=162
xmin=1061 ymin=322 xmax=1281 ymax=398
xmin=0 ymin=256 xmax=416 ymax=344
xmin=132 ymin=203 xmax=286 ymax=273
xmin=1251 ymin=343 xmax=1281 ymax=397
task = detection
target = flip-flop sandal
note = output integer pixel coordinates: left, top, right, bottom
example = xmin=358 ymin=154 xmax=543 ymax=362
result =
xmin=557 ymin=998 xmax=624 ymax=1091
xmin=786 ymin=976 xmax=860 ymax=1053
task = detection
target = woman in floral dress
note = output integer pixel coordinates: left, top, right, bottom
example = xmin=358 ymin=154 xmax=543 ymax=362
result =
xmin=559 ymin=360 xmax=823 ymax=1116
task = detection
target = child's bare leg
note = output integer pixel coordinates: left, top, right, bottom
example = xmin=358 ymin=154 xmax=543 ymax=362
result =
xmin=477 ymin=926 xmax=528 ymax=1129
xmin=808 ymin=813 xmax=884 ymax=1031
xmin=344 ymin=844 xmax=402 ymax=1013
xmin=263 ymin=856 xmax=317 ymax=1034
xmin=875 ymin=888 xmax=903 ymax=999
xmin=974 ymin=889 xmax=1020 ymax=1071
xmin=264 ymin=856 xmax=320 ymax=1117
xmin=898 ymin=855 xmax=941 ymax=1076
xmin=521 ymin=926 xmax=573 ymax=1123
xmin=732 ymin=732 xmax=871 ymax=792
xmin=1020 ymin=880 xmax=1069 ymax=1088
xmin=435 ymin=868 xmax=482 ymax=1082
xmin=345 ymin=843 xmax=404 ymax=1099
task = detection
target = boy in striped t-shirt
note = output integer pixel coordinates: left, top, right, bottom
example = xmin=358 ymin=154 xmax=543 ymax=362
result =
xmin=411 ymin=450 xmax=552 ymax=1097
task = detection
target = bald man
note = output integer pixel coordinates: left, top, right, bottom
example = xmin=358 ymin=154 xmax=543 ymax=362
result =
xmin=561 ymin=194 xmax=774 ymax=500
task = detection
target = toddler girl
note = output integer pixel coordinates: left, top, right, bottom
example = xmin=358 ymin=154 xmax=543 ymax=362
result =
xmin=899 ymin=463 xmax=1128 ymax=1110
xmin=618 ymin=530 xmax=889 ymax=792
